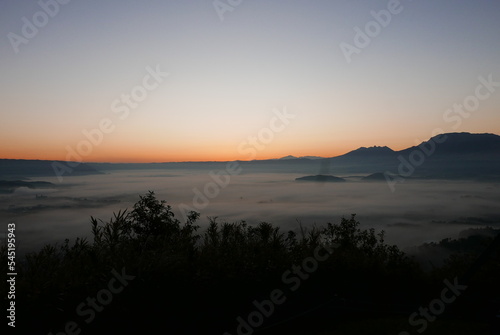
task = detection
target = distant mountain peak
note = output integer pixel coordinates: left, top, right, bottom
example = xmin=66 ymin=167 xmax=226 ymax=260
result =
xmin=278 ymin=155 xmax=324 ymax=160
xmin=299 ymin=156 xmax=324 ymax=160
xmin=279 ymin=155 xmax=298 ymax=160
xmin=342 ymin=145 xmax=395 ymax=157
xmin=296 ymin=175 xmax=346 ymax=182
xmin=400 ymin=132 xmax=500 ymax=156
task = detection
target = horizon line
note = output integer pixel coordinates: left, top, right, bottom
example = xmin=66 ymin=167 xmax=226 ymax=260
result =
xmin=0 ymin=131 xmax=496 ymax=164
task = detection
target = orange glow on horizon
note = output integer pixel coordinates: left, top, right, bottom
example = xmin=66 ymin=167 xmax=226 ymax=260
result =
xmin=4 ymin=129 xmax=499 ymax=163
xmin=0 ymin=147 xmax=350 ymax=163
xmin=0 ymin=137 xmax=437 ymax=163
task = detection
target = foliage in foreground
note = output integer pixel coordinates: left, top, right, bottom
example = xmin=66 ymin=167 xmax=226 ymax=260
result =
xmin=1 ymin=191 xmax=498 ymax=334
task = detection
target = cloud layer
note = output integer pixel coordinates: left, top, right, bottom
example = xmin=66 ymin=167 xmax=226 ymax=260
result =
xmin=2 ymin=170 xmax=499 ymax=254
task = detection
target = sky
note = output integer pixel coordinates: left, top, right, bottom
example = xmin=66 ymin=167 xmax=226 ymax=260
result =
xmin=1 ymin=0 xmax=499 ymax=162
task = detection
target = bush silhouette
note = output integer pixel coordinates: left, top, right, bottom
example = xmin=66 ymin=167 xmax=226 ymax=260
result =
xmin=3 ymin=191 xmax=497 ymax=334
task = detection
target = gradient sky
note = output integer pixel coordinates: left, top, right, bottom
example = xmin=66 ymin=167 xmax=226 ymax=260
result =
xmin=1 ymin=0 xmax=499 ymax=162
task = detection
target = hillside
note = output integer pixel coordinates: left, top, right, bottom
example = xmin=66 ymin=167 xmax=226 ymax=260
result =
xmin=2 ymin=133 xmax=499 ymax=180
xmin=0 ymin=159 xmax=102 ymax=179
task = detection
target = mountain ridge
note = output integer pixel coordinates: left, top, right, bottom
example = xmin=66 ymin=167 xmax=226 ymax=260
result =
xmin=1 ymin=132 xmax=499 ymax=180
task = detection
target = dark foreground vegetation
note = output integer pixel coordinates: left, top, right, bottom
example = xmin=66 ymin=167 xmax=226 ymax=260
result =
xmin=2 ymin=192 xmax=499 ymax=334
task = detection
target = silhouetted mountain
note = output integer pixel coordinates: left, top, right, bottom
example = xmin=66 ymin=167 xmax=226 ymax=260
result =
xmin=325 ymin=146 xmax=398 ymax=175
xmin=398 ymin=132 xmax=500 ymax=157
xmin=325 ymin=132 xmax=500 ymax=179
xmin=298 ymin=155 xmax=324 ymax=160
xmin=340 ymin=145 xmax=395 ymax=158
xmin=0 ymin=159 xmax=102 ymax=179
xmin=296 ymin=175 xmax=346 ymax=182
xmin=279 ymin=155 xmax=298 ymax=160
xmin=393 ymin=132 xmax=500 ymax=180
xmin=336 ymin=132 xmax=500 ymax=161
xmin=278 ymin=155 xmax=324 ymax=160
xmin=2 ymin=133 xmax=499 ymax=180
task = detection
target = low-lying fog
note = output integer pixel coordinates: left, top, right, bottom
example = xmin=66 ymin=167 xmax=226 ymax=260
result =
xmin=2 ymin=169 xmax=500 ymax=255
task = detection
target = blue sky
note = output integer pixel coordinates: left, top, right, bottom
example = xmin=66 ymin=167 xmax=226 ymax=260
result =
xmin=1 ymin=0 xmax=499 ymax=162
